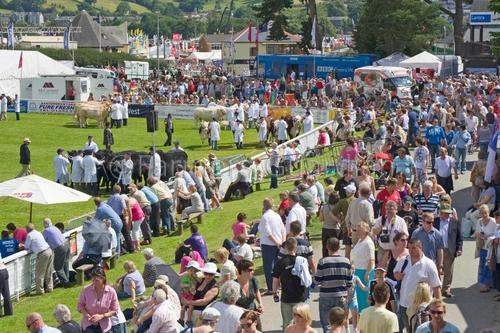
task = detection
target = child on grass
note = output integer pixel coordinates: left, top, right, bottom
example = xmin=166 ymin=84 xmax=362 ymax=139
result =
xmin=180 ymin=260 xmax=201 ymax=326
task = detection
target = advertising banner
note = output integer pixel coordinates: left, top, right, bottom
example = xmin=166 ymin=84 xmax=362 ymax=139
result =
xmin=128 ymin=104 xmax=154 ymax=118
xmin=7 ymin=100 xmax=28 ymax=113
xmin=155 ymin=104 xmax=199 ymax=119
xmin=26 ymin=100 xmax=76 ymax=114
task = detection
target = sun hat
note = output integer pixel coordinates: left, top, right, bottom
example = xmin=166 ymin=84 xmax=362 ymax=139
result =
xmin=23 ymin=137 xmax=31 ymax=143
xmin=344 ymin=184 xmax=357 ymax=194
xmin=202 ymin=307 xmax=221 ymax=321
xmin=186 ymin=260 xmax=201 ymax=270
xmin=199 ymin=262 xmax=220 ymax=276
xmin=440 ymin=203 xmax=453 ymax=214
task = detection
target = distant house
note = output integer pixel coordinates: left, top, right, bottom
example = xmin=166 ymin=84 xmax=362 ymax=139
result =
xmin=19 ymin=35 xmax=77 ymax=50
xmin=220 ymin=26 xmax=302 ymax=75
xmin=71 ymin=10 xmax=128 ymax=53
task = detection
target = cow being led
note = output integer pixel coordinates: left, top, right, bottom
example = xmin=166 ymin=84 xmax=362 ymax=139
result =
xmin=74 ymin=101 xmax=111 ymax=128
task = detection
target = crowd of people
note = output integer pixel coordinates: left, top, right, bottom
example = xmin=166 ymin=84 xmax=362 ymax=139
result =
xmin=4 ymin=69 xmax=500 ymax=333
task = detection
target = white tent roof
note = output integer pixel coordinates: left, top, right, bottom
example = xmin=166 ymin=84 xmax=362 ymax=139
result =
xmin=0 ymin=50 xmax=75 ymax=97
xmin=399 ymin=51 xmax=442 ymax=73
xmin=189 ymin=50 xmax=222 ymax=61
xmin=0 ymin=50 xmax=75 ymax=80
xmin=373 ymin=52 xmax=409 ymax=66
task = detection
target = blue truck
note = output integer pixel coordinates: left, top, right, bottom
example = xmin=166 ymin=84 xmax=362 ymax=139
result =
xmin=256 ymin=54 xmax=378 ymax=80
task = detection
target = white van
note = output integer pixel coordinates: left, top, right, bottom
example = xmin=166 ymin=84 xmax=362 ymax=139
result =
xmin=75 ymin=67 xmax=116 ymax=79
xmin=354 ymin=66 xmax=412 ymax=101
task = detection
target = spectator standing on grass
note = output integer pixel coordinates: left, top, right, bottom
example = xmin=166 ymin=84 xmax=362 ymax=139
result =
xmin=0 ymin=93 xmax=7 ymax=121
xmin=17 ymin=137 xmax=32 ymax=177
xmin=259 ymin=198 xmax=286 ymax=293
xmin=43 ymin=218 xmax=71 ymax=288
xmin=103 ymin=123 xmax=114 ymax=151
xmin=0 ymin=253 xmax=13 ymax=316
xmin=71 ymin=150 xmax=84 ymax=192
xmin=266 ymin=142 xmax=281 ymax=189
xmin=286 ymin=192 xmax=307 ymax=235
xmin=149 ymin=148 xmax=162 ymax=179
xmin=164 ymin=113 xmax=174 ymax=147
xmin=94 ymin=197 xmax=125 ymax=255
xmin=14 ymin=94 xmax=20 ymax=121
xmin=25 ymin=223 xmax=54 ymax=295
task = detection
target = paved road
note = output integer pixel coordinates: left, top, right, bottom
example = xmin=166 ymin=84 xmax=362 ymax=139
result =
xmin=259 ymin=152 xmax=500 ymax=332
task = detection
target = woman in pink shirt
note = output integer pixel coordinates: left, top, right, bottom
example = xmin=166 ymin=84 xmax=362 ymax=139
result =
xmin=126 ymin=197 xmax=145 ymax=251
xmin=232 ymin=212 xmax=249 ymax=241
xmin=339 ymin=138 xmax=363 ymax=175
xmin=78 ymin=268 xmax=119 ymax=333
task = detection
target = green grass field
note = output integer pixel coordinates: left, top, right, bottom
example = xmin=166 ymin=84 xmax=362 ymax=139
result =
xmin=0 ymin=114 xmax=334 ymax=331
xmin=0 ymin=113 xmax=264 ymax=231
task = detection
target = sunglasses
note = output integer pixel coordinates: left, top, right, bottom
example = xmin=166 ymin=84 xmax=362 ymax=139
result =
xmin=204 ymin=273 xmax=215 ymax=276
xmin=429 ymin=310 xmax=444 ymax=315
xmin=240 ymin=322 xmax=254 ymax=329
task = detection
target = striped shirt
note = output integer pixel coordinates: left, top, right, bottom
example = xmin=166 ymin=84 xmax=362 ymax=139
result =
xmin=413 ymin=194 xmax=440 ymax=219
xmin=314 ymin=255 xmax=352 ymax=298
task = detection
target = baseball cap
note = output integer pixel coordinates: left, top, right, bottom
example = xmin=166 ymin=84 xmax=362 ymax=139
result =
xmin=344 ymin=184 xmax=356 ymax=194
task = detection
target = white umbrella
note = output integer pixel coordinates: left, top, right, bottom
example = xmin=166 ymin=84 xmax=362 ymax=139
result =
xmin=0 ymin=174 xmax=92 ymax=222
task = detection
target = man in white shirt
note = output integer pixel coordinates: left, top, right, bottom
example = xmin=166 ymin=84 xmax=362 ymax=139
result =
xmin=209 ymin=118 xmax=221 ymax=151
xmin=83 ymin=136 xmax=99 ymax=153
xmin=286 ymin=192 xmax=307 ymax=234
xmin=82 ymin=150 xmax=103 ymax=195
xmin=0 ymin=94 xmax=7 ymax=120
xmin=148 ymin=147 xmax=162 ymax=179
xmin=434 ymin=147 xmax=458 ymax=194
xmin=118 ymin=153 xmax=134 ymax=190
xmin=25 ymin=224 xmax=54 ymax=295
xmin=372 ymin=200 xmax=408 ymax=264
xmin=121 ymin=97 xmax=129 ymax=126
xmin=14 ymin=94 xmax=20 ymax=121
xmin=110 ymin=99 xmax=122 ymax=128
xmin=259 ymin=101 xmax=269 ymax=118
xmin=53 ymin=148 xmax=70 ymax=186
xmin=70 ymin=150 xmax=84 ymax=191
xmin=259 ymin=198 xmax=286 ymax=293
xmin=303 ymin=110 xmax=314 ymax=133
xmin=277 ymin=117 xmax=288 ymax=144
xmin=394 ymin=239 xmax=441 ymax=332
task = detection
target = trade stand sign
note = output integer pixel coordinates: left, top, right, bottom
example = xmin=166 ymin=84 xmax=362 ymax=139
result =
xmin=7 ymin=100 xmax=28 ymax=113
xmin=470 ymin=12 xmax=495 ymax=25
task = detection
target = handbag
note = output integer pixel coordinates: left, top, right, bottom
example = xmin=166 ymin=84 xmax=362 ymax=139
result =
xmin=489 ymin=246 xmax=497 ymax=272
xmin=476 ymin=237 xmax=485 ymax=250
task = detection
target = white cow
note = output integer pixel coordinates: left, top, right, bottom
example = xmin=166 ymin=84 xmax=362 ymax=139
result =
xmin=193 ymin=103 xmax=227 ymax=125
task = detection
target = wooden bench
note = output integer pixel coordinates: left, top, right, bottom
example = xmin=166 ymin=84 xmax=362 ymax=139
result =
xmin=176 ymin=212 xmax=204 ymax=235
xmin=75 ymin=264 xmax=95 ymax=286
xmin=103 ymin=253 xmax=119 ymax=270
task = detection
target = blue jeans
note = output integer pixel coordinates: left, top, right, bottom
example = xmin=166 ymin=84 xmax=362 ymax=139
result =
xmin=455 ymin=147 xmax=467 ymax=172
xmin=159 ymin=198 xmax=173 ymax=232
xmin=211 ymin=140 xmax=218 ymax=150
xmin=261 ymin=244 xmax=279 ymax=291
xmin=319 ymin=296 xmax=347 ymax=333
xmin=111 ymin=220 xmax=123 ymax=255
xmin=428 ymin=144 xmax=440 ymax=170
xmin=198 ymin=189 xmax=209 ymax=212
xmin=110 ymin=323 xmax=127 ymax=333
xmin=270 ymin=166 xmax=279 ymax=189
xmin=480 ymin=142 xmax=489 ymax=156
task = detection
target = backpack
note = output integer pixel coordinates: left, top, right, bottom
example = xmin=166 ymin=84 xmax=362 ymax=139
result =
xmin=409 ymin=305 xmax=430 ymax=333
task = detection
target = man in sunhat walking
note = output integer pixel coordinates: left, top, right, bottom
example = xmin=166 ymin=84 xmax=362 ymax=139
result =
xmin=433 ymin=202 xmax=462 ymax=297
xmin=17 ymin=137 xmax=32 ymax=177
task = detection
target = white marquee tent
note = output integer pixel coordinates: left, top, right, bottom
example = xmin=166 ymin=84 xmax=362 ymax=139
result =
xmin=0 ymin=50 xmax=75 ymax=97
xmin=399 ymin=51 xmax=442 ymax=74
xmin=189 ymin=50 xmax=222 ymax=61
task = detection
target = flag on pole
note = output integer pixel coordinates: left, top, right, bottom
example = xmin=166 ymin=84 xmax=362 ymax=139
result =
xmin=18 ymin=51 xmax=23 ymax=69
xmin=63 ymin=26 xmax=69 ymax=50
xmin=310 ymin=16 xmax=317 ymax=50
xmin=7 ymin=22 xmax=14 ymax=49
xmin=255 ymin=22 xmax=268 ymax=48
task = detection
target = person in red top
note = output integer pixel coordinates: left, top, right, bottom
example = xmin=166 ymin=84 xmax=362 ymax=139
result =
xmin=232 ymin=212 xmax=249 ymax=240
xmin=317 ymin=129 xmax=328 ymax=146
xmin=278 ymin=191 xmax=290 ymax=223
xmin=7 ymin=223 xmax=27 ymax=244
xmin=375 ymin=178 xmax=401 ymax=217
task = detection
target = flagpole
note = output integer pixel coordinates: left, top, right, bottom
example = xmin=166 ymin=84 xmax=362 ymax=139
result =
xmin=99 ymin=15 xmax=102 ymax=52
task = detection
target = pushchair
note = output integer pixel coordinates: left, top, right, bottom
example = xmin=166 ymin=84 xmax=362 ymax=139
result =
xmin=369 ymin=152 xmax=393 ymax=189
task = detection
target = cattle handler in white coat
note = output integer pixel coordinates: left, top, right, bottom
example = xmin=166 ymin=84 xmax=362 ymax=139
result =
xmin=118 ymin=153 xmax=134 ymax=193
xmin=53 ymin=148 xmax=70 ymax=186
xmin=210 ymin=117 xmax=221 ymax=150
xmin=258 ymin=116 xmax=268 ymax=148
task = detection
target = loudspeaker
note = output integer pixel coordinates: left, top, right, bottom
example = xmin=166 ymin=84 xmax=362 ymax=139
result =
xmin=146 ymin=111 xmax=158 ymax=132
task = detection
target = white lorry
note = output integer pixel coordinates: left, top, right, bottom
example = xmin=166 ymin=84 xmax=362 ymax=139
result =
xmin=354 ymin=66 xmax=412 ymax=101
xmin=124 ymin=61 xmax=150 ymax=80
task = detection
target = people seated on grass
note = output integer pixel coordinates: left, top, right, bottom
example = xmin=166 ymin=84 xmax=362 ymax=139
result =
xmin=179 ymin=260 xmax=201 ymax=325
xmin=148 ymin=289 xmax=181 ymax=333
xmin=214 ymin=247 xmax=237 ymax=286
xmin=211 ymin=280 xmax=245 ymax=333
xmin=178 ymin=184 xmax=205 ymax=220
xmin=178 ymin=246 xmax=205 ymax=273
xmin=141 ymin=248 xmax=166 ymax=288
xmin=183 ymin=225 xmax=208 ymax=260
xmin=222 ymin=163 xmax=252 ymax=202
xmin=53 ymin=303 xmax=82 ymax=333
xmin=114 ymin=261 xmax=146 ymax=303
xmin=232 ymin=235 xmax=254 ymax=262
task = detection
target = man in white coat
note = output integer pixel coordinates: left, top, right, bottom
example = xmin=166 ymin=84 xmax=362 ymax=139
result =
xmin=83 ymin=136 xmax=99 ymax=153
xmin=110 ymin=100 xmax=122 ymax=128
xmin=149 ymin=147 xmax=162 ymax=179
xmin=14 ymin=94 xmax=20 ymax=121
xmin=258 ymin=116 xmax=267 ymax=148
xmin=248 ymin=99 xmax=259 ymax=128
xmin=121 ymin=97 xmax=129 ymax=126
xmin=53 ymin=148 xmax=70 ymax=186
xmin=82 ymin=151 xmax=103 ymax=195
xmin=259 ymin=101 xmax=268 ymax=118
xmin=71 ymin=150 xmax=84 ymax=191
xmin=209 ymin=118 xmax=221 ymax=150
xmin=234 ymin=120 xmax=245 ymax=149
xmin=0 ymin=94 xmax=7 ymax=121
xmin=303 ymin=110 xmax=314 ymax=133
xmin=277 ymin=117 xmax=288 ymax=144
xmin=118 ymin=153 xmax=134 ymax=192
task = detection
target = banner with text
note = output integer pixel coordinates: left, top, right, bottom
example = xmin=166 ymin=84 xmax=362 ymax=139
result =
xmin=26 ymin=100 xmax=76 ymax=114
xmin=128 ymin=104 xmax=154 ymax=117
